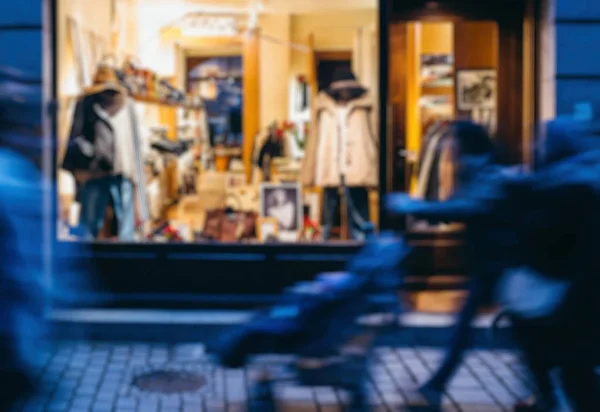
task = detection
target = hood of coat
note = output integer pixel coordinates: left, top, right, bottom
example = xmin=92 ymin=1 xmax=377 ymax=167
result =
xmin=315 ymin=90 xmax=373 ymax=117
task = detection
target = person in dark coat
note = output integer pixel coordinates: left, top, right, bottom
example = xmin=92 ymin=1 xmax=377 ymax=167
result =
xmin=387 ymin=121 xmax=517 ymax=406
xmin=389 ymin=119 xmax=600 ymax=411
xmin=0 ymin=67 xmax=95 ymax=409
xmin=503 ymin=119 xmax=600 ymax=411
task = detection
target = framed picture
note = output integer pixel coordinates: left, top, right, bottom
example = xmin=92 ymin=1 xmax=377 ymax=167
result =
xmin=456 ymin=69 xmax=497 ymax=110
xmin=260 ymin=183 xmax=302 ymax=241
xmin=256 ymin=217 xmax=279 ymax=243
xmin=421 ymin=54 xmax=454 ymax=88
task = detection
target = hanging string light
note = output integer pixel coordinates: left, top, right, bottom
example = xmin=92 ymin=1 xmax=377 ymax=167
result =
xmin=137 ymin=5 xmax=314 ymax=56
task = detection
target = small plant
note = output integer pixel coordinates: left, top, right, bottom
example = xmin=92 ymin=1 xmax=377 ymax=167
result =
xmin=162 ymin=224 xmax=183 ymax=242
xmin=281 ymin=120 xmax=307 ymax=150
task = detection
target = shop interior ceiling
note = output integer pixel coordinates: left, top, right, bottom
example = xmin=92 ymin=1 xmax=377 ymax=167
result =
xmin=144 ymin=0 xmax=375 ymax=53
xmin=135 ymin=0 xmax=376 ymax=55
xmin=182 ymin=0 xmax=376 ymax=13
xmin=138 ymin=0 xmax=375 ymax=12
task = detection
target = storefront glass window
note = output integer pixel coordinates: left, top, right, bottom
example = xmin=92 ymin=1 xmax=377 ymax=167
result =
xmin=56 ymin=0 xmax=379 ymax=244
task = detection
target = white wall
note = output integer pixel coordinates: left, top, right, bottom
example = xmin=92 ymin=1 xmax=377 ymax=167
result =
xmin=136 ymin=1 xmax=197 ymax=76
xmin=259 ymin=14 xmax=292 ymax=128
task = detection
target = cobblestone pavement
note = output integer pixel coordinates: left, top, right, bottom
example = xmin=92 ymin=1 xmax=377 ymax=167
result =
xmin=14 ymin=342 xmax=533 ymax=412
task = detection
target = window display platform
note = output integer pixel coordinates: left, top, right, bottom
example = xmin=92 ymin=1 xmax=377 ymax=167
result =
xmin=60 ymin=230 xmax=465 ymax=309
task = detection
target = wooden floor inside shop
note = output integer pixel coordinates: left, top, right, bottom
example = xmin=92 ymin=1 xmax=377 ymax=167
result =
xmin=407 ymin=291 xmax=498 ymax=315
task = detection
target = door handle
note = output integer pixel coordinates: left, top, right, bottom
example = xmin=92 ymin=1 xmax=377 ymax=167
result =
xmin=398 ymin=149 xmax=417 ymax=163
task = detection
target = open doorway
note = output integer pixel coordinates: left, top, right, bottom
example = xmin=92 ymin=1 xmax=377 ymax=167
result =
xmin=186 ymin=55 xmax=243 ymax=148
xmin=381 ymin=0 xmax=537 ymax=312
xmin=385 ymin=0 xmax=536 ymax=218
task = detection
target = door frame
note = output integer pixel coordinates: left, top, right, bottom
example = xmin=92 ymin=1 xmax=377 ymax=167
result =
xmin=378 ymin=0 xmax=540 ymax=231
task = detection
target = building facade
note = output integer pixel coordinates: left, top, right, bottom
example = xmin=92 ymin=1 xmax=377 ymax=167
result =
xmin=0 ymin=0 xmax=597 ymax=305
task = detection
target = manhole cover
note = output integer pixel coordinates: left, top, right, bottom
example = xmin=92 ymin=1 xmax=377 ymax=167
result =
xmin=132 ymin=370 xmax=207 ymax=394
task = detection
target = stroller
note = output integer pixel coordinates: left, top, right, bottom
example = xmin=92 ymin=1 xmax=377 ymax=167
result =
xmin=208 ymin=225 xmax=410 ymax=411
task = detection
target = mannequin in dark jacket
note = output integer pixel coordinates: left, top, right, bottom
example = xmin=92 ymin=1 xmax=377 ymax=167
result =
xmin=62 ymin=65 xmax=149 ymax=240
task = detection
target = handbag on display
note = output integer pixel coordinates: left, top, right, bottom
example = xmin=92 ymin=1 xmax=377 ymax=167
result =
xmin=224 ymin=190 xmax=258 ymax=240
xmin=202 ymin=209 xmax=225 ymax=240
xmin=220 ymin=210 xmax=257 ymax=242
xmin=200 ymin=192 xmax=257 ymax=242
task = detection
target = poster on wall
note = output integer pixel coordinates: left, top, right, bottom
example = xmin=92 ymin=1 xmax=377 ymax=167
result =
xmin=456 ymin=69 xmax=497 ymax=110
xmin=421 ymin=54 xmax=454 ymax=88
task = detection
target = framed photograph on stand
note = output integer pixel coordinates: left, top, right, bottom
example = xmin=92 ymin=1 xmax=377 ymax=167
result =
xmin=260 ymin=183 xmax=302 ymax=242
xmin=256 ymin=217 xmax=279 ymax=243
xmin=456 ymin=69 xmax=497 ymax=111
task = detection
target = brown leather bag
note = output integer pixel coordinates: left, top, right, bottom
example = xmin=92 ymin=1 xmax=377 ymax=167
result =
xmin=202 ymin=192 xmax=258 ymax=242
xmin=220 ymin=212 xmax=244 ymax=242
xmin=202 ymin=209 xmax=225 ymax=240
xmin=237 ymin=211 xmax=258 ymax=239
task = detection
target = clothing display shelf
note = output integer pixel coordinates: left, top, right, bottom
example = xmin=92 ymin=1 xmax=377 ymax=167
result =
xmin=65 ymin=93 xmax=204 ymax=111
xmin=131 ymin=93 xmax=203 ymax=111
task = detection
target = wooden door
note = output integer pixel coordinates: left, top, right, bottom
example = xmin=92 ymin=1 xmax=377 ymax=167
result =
xmin=387 ymin=22 xmax=410 ymax=194
xmin=497 ymin=8 xmax=526 ymax=164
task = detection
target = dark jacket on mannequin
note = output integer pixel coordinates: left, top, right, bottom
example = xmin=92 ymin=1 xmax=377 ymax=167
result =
xmin=62 ymin=90 xmax=150 ymax=223
xmin=62 ymin=91 xmax=123 ymax=175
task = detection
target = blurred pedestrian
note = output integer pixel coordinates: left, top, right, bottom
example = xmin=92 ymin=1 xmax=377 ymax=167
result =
xmin=0 ymin=65 xmax=49 ymax=409
xmin=500 ymin=118 xmax=600 ymax=411
xmin=388 ymin=118 xmax=600 ymax=410
xmin=0 ymin=66 xmax=96 ymax=409
xmin=387 ymin=121 xmax=515 ymax=405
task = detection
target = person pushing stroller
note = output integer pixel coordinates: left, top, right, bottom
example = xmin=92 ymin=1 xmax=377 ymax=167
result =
xmin=387 ymin=119 xmax=600 ymax=411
